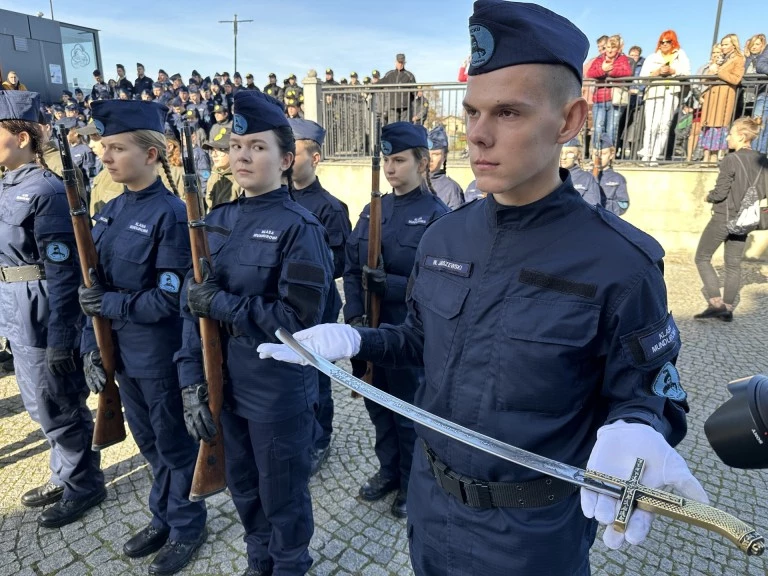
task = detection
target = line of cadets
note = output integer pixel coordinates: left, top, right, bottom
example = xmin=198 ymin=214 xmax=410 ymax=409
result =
xmin=0 ymin=85 xmax=455 ymax=576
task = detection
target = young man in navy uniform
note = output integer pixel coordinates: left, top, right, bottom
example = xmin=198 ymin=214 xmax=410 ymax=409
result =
xmin=560 ymin=137 xmax=601 ymax=206
xmin=288 ymin=118 xmax=351 ymax=475
xmin=260 ymin=2 xmax=708 ymax=574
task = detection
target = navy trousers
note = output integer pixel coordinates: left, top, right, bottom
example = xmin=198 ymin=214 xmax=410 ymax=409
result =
xmin=363 ymin=365 xmax=422 ymax=488
xmin=117 ymin=373 xmax=206 ymax=542
xmin=222 ymin=408 xmax=314 ymax=576
xmin=14 ymin=343 xmax=103 ymax=499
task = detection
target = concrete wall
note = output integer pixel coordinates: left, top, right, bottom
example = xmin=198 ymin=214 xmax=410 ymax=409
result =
xmin=316 ymin=161 xmax=768 ymax=258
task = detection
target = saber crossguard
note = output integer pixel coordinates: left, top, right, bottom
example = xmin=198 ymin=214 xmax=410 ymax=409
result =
xmin=585 ymin=459 xmax=765 ymax=556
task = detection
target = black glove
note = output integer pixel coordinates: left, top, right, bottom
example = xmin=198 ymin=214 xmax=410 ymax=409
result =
xmin=362 ymin=257 xmax=387 ymax=297
xmin=79 ymin=268 xmax=108 ymax=317
xmin=46 ymin=347 xmax=77 ymax=376
xmin=83 ymin=350 xmax=107 ymax=394
xmin=187 ymin=259 xmax=221 ymax=319
xmin=181 ymin=384 xmax=217 ymax=442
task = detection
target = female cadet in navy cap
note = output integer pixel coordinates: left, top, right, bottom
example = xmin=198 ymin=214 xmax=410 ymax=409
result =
xmin=0 ymin=90 xmax=105 ymax=527
xmin=177 ymin=90 xmax=334 ymax=576
xmin=77 ymin=99 xmax=207 ymax=575
xmin=343 ymin=122 xmax=448 ymax=518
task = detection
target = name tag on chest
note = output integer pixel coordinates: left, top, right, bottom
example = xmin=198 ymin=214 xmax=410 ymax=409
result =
xmin=252 ymin=229 xmax=282 ymax=242
xmin=128 ymin=221 xmax=152 ymax=236
xmin=423 ymin=255 xmax=472 ymax=277
xmin=407 ymin=216 xmax=428 ymax=225
xmin=15 ymin=192 xmax=34 ymax=203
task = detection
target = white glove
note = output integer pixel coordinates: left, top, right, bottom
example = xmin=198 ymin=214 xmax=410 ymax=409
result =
xmin=581 ymin=420 xmax=708 ymax=550
xmin=257 ymin=324 xmax=361 ymax=366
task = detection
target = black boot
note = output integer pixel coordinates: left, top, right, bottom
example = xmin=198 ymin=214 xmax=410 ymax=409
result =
xmin=390 ymin=489 xmax=408 ymax=519
xmin=21 ymin=482 xmax=64 ymax=508
xmin=38 ymin=487 xmax=107 ymax=528
xmin=148 ymin=528 xmax=207 ymax=575
xmin=124 ymin=524 xmax=170 ymax=558
xmin=309 ymin=445 xmax=330 ymax=477
xmin=693 ymin=305 xmax=729 ymax=319
xmin=359 ymin=471 xmax=399 ymax=501
xmin=241 ymin=566 xmax=273 ymax=576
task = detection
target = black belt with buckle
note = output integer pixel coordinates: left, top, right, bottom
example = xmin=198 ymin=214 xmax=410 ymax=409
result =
xmin=0 ymin=265 xmax=46 ymax=283
xmin=422 ymin=440 xmax=578 ymax=509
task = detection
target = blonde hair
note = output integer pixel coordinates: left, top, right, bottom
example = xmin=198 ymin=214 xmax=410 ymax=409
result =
xmin=607 ymin=35 xmax=622 ymax=50
xmin=731 ymin=117 xmax=760 ymax=142
xmin=746 ymin=34 xmax=766 ymax=54
xmin=721 ymin=34 xmax=743 ymax=58
xmin=127 ymin=130 xmax=178 ymax=195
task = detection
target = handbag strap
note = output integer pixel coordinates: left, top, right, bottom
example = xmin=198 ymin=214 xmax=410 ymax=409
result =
xmin=733 ymin=154 xmax=764 ymax=195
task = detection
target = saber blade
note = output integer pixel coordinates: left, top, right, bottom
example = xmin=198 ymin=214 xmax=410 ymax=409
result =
xmin=275 ymin=328 xmax=765 ymax=556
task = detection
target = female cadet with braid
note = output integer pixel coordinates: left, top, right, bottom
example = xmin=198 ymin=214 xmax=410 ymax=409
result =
xmin=343 ymin=122 xmax=449 ymax=519
xmin=0 ymin=90 xmax=105 ymax=528
xmin=77 ymin=100 xmax=207 ymax=576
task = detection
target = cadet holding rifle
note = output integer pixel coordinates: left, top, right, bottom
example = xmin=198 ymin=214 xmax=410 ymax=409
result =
xmin=176 ymin=90 xmax=334 ymax=576
xmin=77 ymin=100 xmax=206 ymax=576
xmin=0 ymin=90 xmax=105 ymax=527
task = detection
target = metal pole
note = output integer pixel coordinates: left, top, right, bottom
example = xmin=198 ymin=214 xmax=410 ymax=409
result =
xmin=219 ymin=14 xmax=252 ymax=77
xmin=233 ymin=14 xmax=237 ymax=75
xmin=712 ymin=0 xmax=724 ymax=48
xmin=49 ymin=0 xmax=54 ymax=19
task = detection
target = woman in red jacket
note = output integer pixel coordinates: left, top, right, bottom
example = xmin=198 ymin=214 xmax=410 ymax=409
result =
xmin=587 ymin=35 xmax=633 ymax=150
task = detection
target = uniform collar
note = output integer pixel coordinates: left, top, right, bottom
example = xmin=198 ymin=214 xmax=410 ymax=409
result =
xmin=123 ymin=176 xmax=167 ymax=202
xmin=2 ymin=162 xmax=40 ymax=186
xmin=393 ymin=185 xmax=426 ymax=204
xmin=485 ymin=169 xmax=583 ymax=230
xmin=293 ymin=177 xmax=322 ymax=197
xmin=237 ymin=186 xmax=289 ymax=211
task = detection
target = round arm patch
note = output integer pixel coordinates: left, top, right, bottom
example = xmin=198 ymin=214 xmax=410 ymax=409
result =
xmin=158 ymin=271 xmax=181 ymax=294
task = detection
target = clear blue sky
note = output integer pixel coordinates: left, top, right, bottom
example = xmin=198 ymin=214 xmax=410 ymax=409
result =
xmin=6 ymin=0 xmax=765 ymax=84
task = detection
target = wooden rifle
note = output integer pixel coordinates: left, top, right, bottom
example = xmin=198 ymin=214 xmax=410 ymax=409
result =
xmin=181 ymin=126 xmax=227 ymax=500
xmin=56 ymin=128 xmax=126 ymax=450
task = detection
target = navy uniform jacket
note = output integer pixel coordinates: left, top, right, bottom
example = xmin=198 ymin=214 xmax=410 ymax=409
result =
xmin=70 ymin=143 xmax=94 ymax=176
xmin=0 ymin=164 xmax=82 ymax=349
xmin=81 ymin=178 xmax=191 ymax=378
xmin=116 ymin=77 xmax=134 ymax=97
xmin=430 ymin=171 xmax=464 ymax=210
xmin=293 ymin=177 xmax=351 ymax=322
xmin=569 ymin=165 xmax=601 ymax=206
xmin=91 ymin=82 xmax=113 ymax=101
xmin=344 ymin=187 xmax=449 ymax=326
xmin=357 ymin=173 xmax=687 ymax=481
xmin=193 ymin=145 xmax=211 ymax=193
xmin=175 ymin=187 xmax=334 ymax=421
xmin=135 ymin=76 xmax=154 ymax=96
xmin=598 ymin=167 xmax=630 ymax=216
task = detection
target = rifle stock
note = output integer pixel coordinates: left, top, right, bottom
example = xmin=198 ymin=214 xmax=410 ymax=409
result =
xmin=361 ymin=114 xmax=383 ymax=390
xmin=181 ymin=126 xmax=227 ymax=501
xmin=57 ymin=128 xmax=126 ymax=451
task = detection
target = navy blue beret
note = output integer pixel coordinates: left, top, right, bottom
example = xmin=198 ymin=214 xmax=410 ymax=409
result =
xmin=65 ymin=102 xmax=78 ymax=110
xmin=428 ymin=125 xmax=449 ymax=150
xmin=599 ymin=133 xmax=614 ymax=148
xmin=178 ymin=85 xmax=189 ymax=93
xmin=232 ymin=90 xmax=288 ymax=136
xmin=56 ymin=116 xmax=81 ymax=130
xmin=170 ymin=97 xmax=183 ymax=107
xmin=153 ymin=82 xmax=163 ymax=88
xmin=74 ymin=88 xmax=83 ymax=94
xmin=563 ymin=137 xmax=581 ymax=148
xmin=188 ymin=84 xmax=199 ymax=93
xmin=288 ymin=118 xmax=326 ymax=145
xmin=89 ymin=100 xmax=168 ymax=136
xmin=0 ymin=90 xmax=41 ymax=122
xmin=62 ymin=90 xmax=73 ymax=97
xmin=380 ymin=122 xmax=428 ymax=155
xmin=468 ymin=1 xmax=589 ymax=82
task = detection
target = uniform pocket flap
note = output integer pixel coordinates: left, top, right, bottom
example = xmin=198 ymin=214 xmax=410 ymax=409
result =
xmin=237 ymin=245 xmax=281 ymax=267
xmin=411 ymin=269 xmax=469 ymax=320
xmin=502 ymin=296 xmax=600 ymax=347
xmin=115 ymin=232 xmax=154 ymax=264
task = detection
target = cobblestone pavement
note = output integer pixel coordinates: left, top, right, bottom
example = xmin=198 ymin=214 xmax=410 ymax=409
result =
xmin=1 ymin=258 xmax=767 ymax=576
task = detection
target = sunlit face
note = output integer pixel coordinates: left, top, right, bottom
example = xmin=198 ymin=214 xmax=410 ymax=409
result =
xmin=7 ymin=72 xmax=18 ymax=84
xmin=0 ymin=123 xmax=34 ymax=170
xmin=100 ymin=133 xmax=156 ymax=184
xmin=228 ymin=130 xmax=293 ymax=195
xmin=628 ymin=49 xmax=641 ymax=61
xmin=720 ymin=37 xmax=734 ymax=55
xmin=711 ymin=46 xmax=722 ymax=61
xmin=659 ymin=37 xmax=674 ymax=55
xmin=137 ymin=65 xmax=145 ymax=76
xmin=726 ymin=126 xmax=746 ymax=149
xmin=464 ymin=64 xmax=575 ymax=203
xmin=605 ymin=42 xmax=619 ymax=59
xmin=88 ymin=135 xmax=104 ymax=158
xmin=429 ymin=149 xmax=445 ymax=173
xmin=214 ymin=111 xmax=228 ymax=123
xmin=383 ymin=150 xmax=422 ymax=192
xmin=597 ymin=41 xmax=607 ymax=54
xmin=158 ymin=72 xmax=168 ymax=82
xmin=141 ymin=92 xmax=152 ymax=101
xmin=211 ymin=148 xmax=230 ymax=170
xmin=599 ymin=147 xmax=614 ymax=166
xmin=750 ymin=39 xmax=765 ymax=54
xmin=559 ymin=148 xmax=579 ymax=169
xmin=292 ymin=140 xmax=318 ymax=184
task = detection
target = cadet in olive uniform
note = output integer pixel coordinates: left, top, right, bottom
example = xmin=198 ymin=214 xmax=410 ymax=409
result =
xmin=177 ymin=90 xmax=334 ymax=576
xmin=263 ymin=73 xmax=284 ymax=101
xmin=78 ymin=100 xmax=207 ymax=575
xmin=203 ymin=126 xmax=242 ymax=210
xmin=343 ymin=123 xmax=449 ymax=518
xmin=0 ymin=90 xmax=105 ymax=526
xmin=260 ymin=3 xmax=707 ymax=575
xmin=289 ymin=118 xmax=351 ymax=475
xmin=208 ymin=104 xmax=232 ymax=141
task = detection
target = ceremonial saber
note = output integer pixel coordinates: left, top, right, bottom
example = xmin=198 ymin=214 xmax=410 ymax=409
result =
xmin=275 ymin=328 xmax=765 ymax=557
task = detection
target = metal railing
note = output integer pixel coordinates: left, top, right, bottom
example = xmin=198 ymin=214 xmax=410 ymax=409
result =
xmin=318 ymin=76 xmax=768 ymax=164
